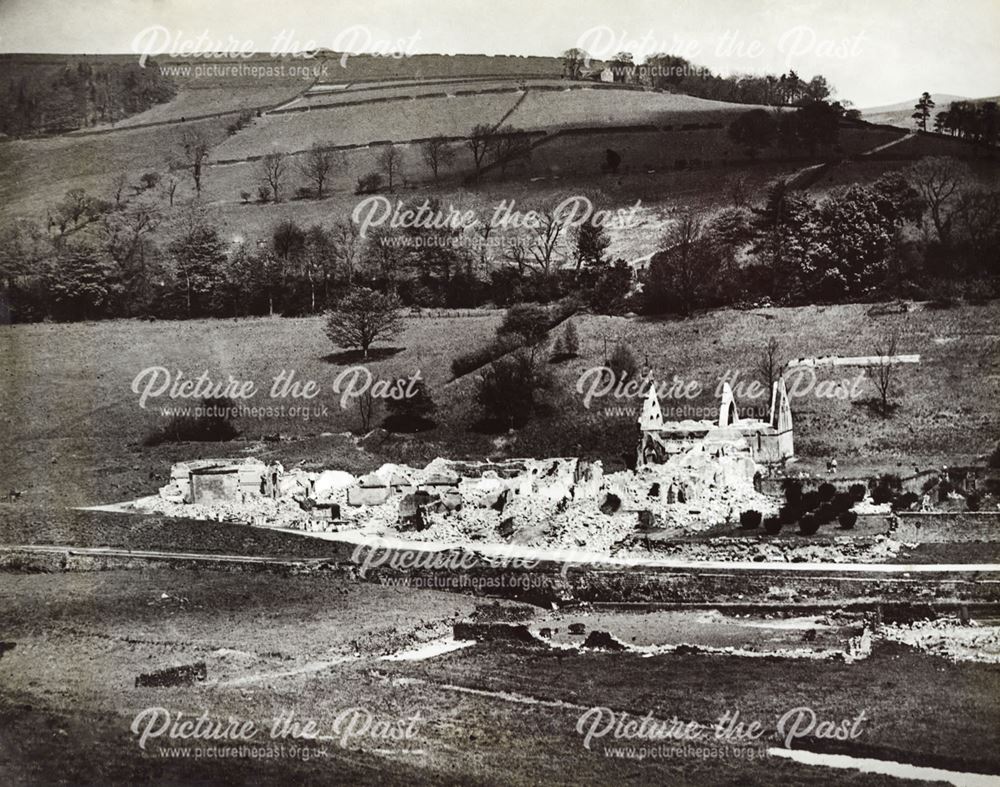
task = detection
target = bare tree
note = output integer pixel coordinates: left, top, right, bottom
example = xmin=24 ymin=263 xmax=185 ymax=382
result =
xmin=330 ymin=219 xmax=361 ymax=287
xmin=526 ymin=206 xmax=567 ymax=276
xmin=258 ymin=152 xmax=287 ymax=203
xmin=376 ymin=144 xmax=403 ymax=191
xmin=111 ymin=170 xmax=129 ymax=208
xmin=756 ymin=336 xmax=782 ymax=394
xmin=421 ymin=135 xmax=456 ymax=182
xmin=299 ymin=143 xmax=337 ymax=199
xmin=356 ymin=384 xmax=379 ymax=432
xmin=871 ymin=331 xmax=900 ymax=417
xmin=504 ymin=234 xmax=530 ymax=277
xmin=163 ymin=174 xmax=179 ymax=207
xmin=907 ymin=156 xmax=971 ymax=246
xmin=466 ymin=124 xmax=494 ymax=181
xmin=179 ymin=129 xmax=210 ymax=195
xmin=490 ymin=126 xmax=533 ymax=177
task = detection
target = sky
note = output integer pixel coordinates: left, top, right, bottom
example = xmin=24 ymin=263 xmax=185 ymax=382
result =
xmin=0 ymin=0 xmax=998 ymax=107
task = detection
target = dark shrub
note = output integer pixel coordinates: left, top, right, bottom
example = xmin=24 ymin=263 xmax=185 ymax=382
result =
xmin=783 ymin=479 xmax=804 ymax=506
xmin=817 ymin=482 xmax=836 ymax=503
xmin=764 ymin=517 xmax=782 ymax=535
xmin=938 ymin=480 xmax=954 ymax=502
xmin=475 ymin=349 xmax=551 ymax=429
xmin=355 ymin=171 xmax=383 ymax=194
xmin=838 ymin=511 xmax=858 ymax=530
xmin=383 ymin=378 xmax=437 ymax=433
xmin=739 ymin=510 xmax=762 ymax=530
xmin=499 ymin=304 xmax=551 ymax=345
xmin=871 ymin=474 xmax=902 ymax=505
xmin=990 ymin=443 xmax=1000 ymax=469
xmin=922 ymin=476 xmax=940 ymax=493
xmin=608 ymin=342 xmax=639 ymax=385
xmin=802 ymin=490 xmax=820 ymax=512
xmin=967 ymin=492 xmax=981 ymax=511
xmin=892 ymin=492 xmax=920 ymax=512
xmin=831 ymin=492 xmax=853 ymax=514
xmin=814 ymin=503 xmax=836 ymax=525
xmin=798 ymin=513 xmax=820 ymax=536
xmin=848 ymin=483 xmax=867 ymax=502
xmin=778 ymin=505 xmax=800 ymax=524
xmin=143 ymin=396 xmax=239 ymax=446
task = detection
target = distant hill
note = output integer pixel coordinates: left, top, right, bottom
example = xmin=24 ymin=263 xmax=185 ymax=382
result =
xmin=860 ymin=93 xmax=1000 ymax=129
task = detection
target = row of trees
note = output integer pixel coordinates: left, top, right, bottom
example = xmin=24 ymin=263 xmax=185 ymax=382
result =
xmin=641 ymin=158 xmax=1000 ymax=315
xmin=0 ymin=182 xmax=630 ymax=321
xmin=241 ymin=124 xmax=536 ymax=203
xmin=1 ymin=58 xmax=176 ymax=136
xmin=562 ymin=48 xmax=836 ymax=107
xmin=727 ymin=100 xmax=845 ymax=157
xmin=4 ymin=154 xmax=995 ymax=323
xmin=933 ymin=100 xmax=999 ymax=147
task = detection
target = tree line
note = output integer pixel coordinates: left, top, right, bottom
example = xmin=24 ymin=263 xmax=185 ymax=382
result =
xmin=562 ymin=48 xmax=842 ymax=110
xmin=0 ymin=59 xmax=176 ymax=136
xmin=641 ymin=157 xmax=1000 ymax=315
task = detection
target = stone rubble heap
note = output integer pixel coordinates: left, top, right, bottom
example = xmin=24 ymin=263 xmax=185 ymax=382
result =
xmin=142 ymin=450 xmax=776 ymax=555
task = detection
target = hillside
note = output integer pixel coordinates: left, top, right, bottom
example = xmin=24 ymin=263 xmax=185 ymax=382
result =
xmin=2 ymin=52 xmax=996 ymax=250
xmin=860 ymin=93 xmax=1000 ymax=128
xmin=0 ymin=300 xmax=997 ymax=507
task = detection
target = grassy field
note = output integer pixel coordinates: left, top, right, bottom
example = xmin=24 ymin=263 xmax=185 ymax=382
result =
xmin=208 ymin=93 xmax=524 ymax=160
xmin=1 ymin=300 xmax=997 ymax=507
xmin=507 ymin=89 xmax=760 ymax=130
xmin=281 ymin=77 xmax=575 ymax=111
xmin=1 ymin=567 xmax=993 ymax=784
xmin=0 ymin=115 xmax=233 ymax=222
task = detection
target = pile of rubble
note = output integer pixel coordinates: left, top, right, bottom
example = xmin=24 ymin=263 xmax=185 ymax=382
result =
xmin=880 ymin=618 xmax=1000 ymax=663
xmin=141 ymin=452 xmax=775 ymax=555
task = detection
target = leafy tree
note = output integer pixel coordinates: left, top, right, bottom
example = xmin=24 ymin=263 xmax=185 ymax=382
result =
xmin=561 ymin=48 xmax=588 ymax=80
xmin=572 ymin=215 xmax=611 ymax=270
xmin=48 ymin=245 xmax=123 ymax=320
xmin=168 ymin=223 xmax=228 ymax=317
xmin=728 ymin=109 xmax=777 ymax=157
xmin=608 ymin=52 xmax=635 ymax=83
xmin=779 ymin=100 xmax=840 ymax=153
xmin=912 ymin=92 xmax=935 ymax=132
xmin=324 ymin=287 xmax=404 ymax=358
xmin=551 ymin=320 xmax=580 ymax=360
xmin=498 ymin=303 xmax=551 ymax=345
xmin=476 ymin=348 xmax=551 ymax=428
